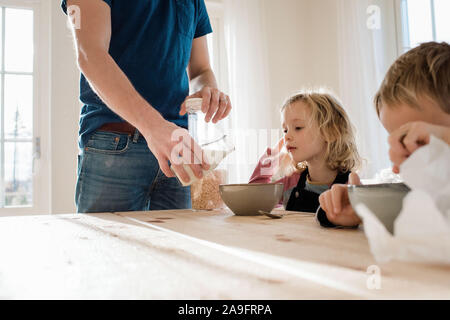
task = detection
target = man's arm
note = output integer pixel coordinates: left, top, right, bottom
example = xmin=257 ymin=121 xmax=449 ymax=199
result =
xmin=180 ymin=36 xmax=232 ymax=124
xmin=66 ymin=0 xmax=208 ymax=182
xmin=67 ymin=0 xmax=161 ymax=136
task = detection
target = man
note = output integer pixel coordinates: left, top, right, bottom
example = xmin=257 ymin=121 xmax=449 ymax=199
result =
xmin=63 ymin=0 xmax=232 ymax=212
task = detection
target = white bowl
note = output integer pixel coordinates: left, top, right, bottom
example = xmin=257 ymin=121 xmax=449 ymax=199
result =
xmin=348 ymin=183 xmax=411 ymax=234
xmin=219 ymin=183 xmax=284 ymax=216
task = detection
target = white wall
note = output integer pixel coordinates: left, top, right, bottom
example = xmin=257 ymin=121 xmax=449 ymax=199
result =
xmin=262 ymin=0 xmax=397 ymax=130
xmin=50 ymin=2 xmax=79 ymax=214
xmin=262 ymin=0 xmax=308 ymax=129
xmin=262 ymin=0 xmax=342 ymax=129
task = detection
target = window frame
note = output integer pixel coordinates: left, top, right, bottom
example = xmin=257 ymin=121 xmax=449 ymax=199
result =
xmin=395 ymin=0 xmax=443 ymax=54
xmin=0 ymin=0 xmax=50 ymax=217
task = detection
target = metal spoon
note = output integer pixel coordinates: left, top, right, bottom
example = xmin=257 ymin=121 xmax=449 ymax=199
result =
xmin=259 ymin=210 xmax=283 ymax=219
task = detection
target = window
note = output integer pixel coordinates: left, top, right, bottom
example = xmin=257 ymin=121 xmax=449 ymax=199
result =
xmin=0 ymin=0 xmax=49 ymax=216
xmin=206 ymin=1 xmax=229 ymax=93
xmin=397 ymin=0 xmax=450 ymax=53
xmin=0 ymin=7 xmax=34 ymax=209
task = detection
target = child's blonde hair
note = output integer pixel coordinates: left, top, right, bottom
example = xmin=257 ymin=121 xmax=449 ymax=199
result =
xmin=280 ymin=90 xmax=361 ymax=174
xmin=375 ymin=41 xmax=450 ymax=115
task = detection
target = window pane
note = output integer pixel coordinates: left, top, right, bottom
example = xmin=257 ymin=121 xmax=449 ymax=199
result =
xmin=3 ymin=142 xmax=33 ymax=207
xmin=5 ymin=8 xmax=34 ymax=73
xmin=4 ymin=75 xmax=33 ymax=139
xmin=407 ymin=0 xmax=433 ymax=47
xmin=434 ymin=0 xmax=450 ymax=43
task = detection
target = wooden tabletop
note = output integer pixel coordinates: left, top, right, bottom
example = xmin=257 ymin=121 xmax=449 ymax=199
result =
xmin=0 ymin=209 xmax=449 ymax=299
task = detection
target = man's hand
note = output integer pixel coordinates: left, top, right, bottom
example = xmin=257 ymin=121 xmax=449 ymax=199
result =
xmin=388 ymin=121 xmax=449 ymax=173
xmin=143 ymin=120 xmax=210 ymax=184
xmin=180 ymin=86 xmax=232 ymax=124
xmin=181 ymin=36 xmax=232 ymax=124
xmin=318 ymin=172 xmax=362 ymax=227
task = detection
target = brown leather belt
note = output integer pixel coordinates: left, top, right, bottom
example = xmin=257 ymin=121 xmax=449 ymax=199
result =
xmin=98 ymin=122 xmax=137 ymax=135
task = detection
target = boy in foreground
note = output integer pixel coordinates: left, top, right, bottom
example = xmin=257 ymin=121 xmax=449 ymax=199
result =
xmin=319 ymin=41 xmax=450 ymax=227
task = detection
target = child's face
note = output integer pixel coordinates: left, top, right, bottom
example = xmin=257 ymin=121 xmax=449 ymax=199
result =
xmin=282 ymin=101 xmax=327 ymax=164
xmin=379 ymin=96 xmax=450 ymax=133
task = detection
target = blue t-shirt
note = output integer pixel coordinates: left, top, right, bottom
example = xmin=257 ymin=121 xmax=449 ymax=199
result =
xmin=61 ymin=0 xmax=212 ymax=148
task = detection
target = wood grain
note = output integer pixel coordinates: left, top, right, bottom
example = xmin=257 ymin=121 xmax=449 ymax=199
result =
xmin=0 ymin=209 xmax=448 ymax=299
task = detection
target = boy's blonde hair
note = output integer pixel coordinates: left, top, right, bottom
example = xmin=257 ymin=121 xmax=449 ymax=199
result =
xmin=281 ymin=90 xmax=361 ymax=174
xmin=375 ymin=41 xmax=450 ymax=115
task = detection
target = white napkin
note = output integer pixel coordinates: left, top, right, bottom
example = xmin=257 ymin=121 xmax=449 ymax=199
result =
xmin=357 ymin=136 xmax=450 ymax=264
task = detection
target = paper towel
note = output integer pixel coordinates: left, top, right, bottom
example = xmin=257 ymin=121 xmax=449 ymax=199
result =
xmin=357 ymin=136 xmax=450 ymax=264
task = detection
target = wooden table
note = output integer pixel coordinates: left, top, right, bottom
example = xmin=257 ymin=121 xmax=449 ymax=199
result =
xmin=0 ymin=209 xmax=449 ymax=299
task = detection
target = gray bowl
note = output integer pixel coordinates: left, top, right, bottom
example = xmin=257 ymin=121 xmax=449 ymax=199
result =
xmin=348 ymin=183 xmax=411 ymax=234
xmin=219 ymin=183 xmax=284 ymax=216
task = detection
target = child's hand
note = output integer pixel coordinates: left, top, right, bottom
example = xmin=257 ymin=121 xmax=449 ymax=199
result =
xmin=318 ymin=173 xmax=362 ymax=227
xmin=251 ymin=138 xmax=291 ymax=183
xmin=271 ymin=138 xmax=286 ymax=157
xmin=388 ymin=121 xmax=449 ymax=173
xmin=261 ymin=138 xmax=285 ymax=166
xmin=262 ymin=138 xmax=289 ymax=164
xmin=264 ymin=138 xmax=298 ymax=180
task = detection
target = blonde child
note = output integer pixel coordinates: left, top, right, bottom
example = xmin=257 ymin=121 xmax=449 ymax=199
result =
xmin=249 ymin=90 xmax=361 ymax=228
xmin=319 ymin=41 xmax=450 ymax=227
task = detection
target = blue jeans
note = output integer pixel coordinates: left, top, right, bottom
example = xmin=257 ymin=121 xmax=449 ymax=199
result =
xmin=75 ymin=130 xmax=191 ymax=213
